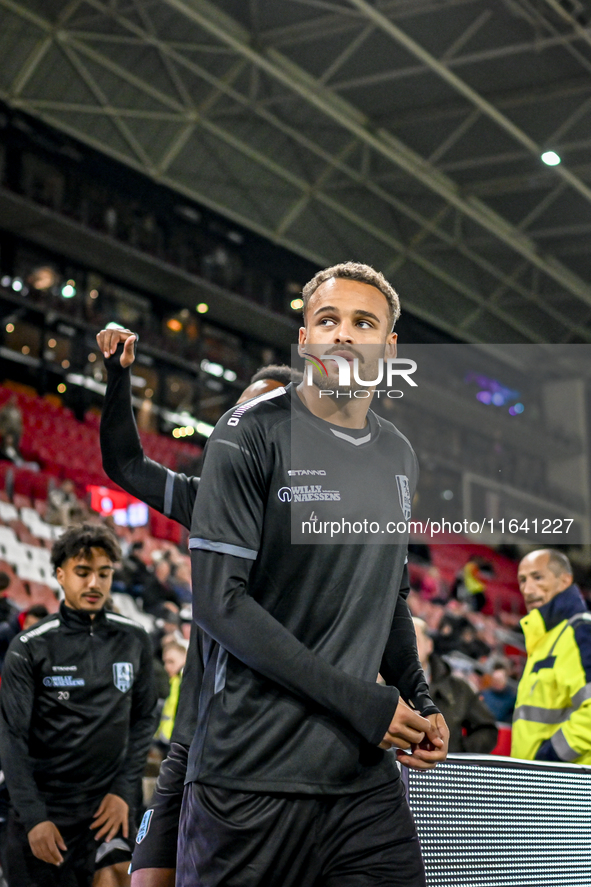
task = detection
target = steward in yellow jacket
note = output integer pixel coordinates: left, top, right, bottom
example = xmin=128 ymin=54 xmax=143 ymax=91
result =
xmin=512 ymin=548 xmax=591 ymax=764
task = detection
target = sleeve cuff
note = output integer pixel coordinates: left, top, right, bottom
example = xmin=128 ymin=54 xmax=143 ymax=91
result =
xmin=535 ymin=738 xmax=563 ymax=762
xmin=21 ymin=802 xmax=49 ymax=835
xmin=109 ymin=776 xmax=132 ymax=805
xmin=412 ymin=692 xmax=441 ymax=717
xmin=420 ymin=704 xmax=442 ymax=717
xmin=363 ymin=685 xmax=401 ymax=746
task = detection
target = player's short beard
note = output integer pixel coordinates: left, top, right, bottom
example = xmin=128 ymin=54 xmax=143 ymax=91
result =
xmin=320 ymin=349 xmax=383 ymax=399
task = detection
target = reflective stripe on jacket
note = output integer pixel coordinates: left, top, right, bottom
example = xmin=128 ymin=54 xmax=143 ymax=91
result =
xmin=511 ymin=585 xmax=591 ymax=764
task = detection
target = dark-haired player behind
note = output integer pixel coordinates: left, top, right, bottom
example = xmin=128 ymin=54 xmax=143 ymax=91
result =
xmin=96 ymin=331 xmax=302 ymax=886
xmin=0 ymin=524 xmax=157 ymax=887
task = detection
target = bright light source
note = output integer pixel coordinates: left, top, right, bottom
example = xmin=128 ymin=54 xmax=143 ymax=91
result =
xmin=172 ymin=428 xmax=180 ymax=438
xmin=1 ymin=276 xmax=10 ymax=287
xmin=196 ymin=303 xmax=209 ymax=314
xmin=186 ymin=425 xmax=194 ymax=436
xmin=30 ymin=267 xmax=57 ymax=290
xmin=88 ymin=353 xmax=97 ymax=363
xmin=541 ymin=151 xmax=561 ymax=166
xmin=167 ymin=318 xmax=183 ymax=332
xmin=21 ymin=346 xmax=30 ymax=355
xmin=290 ymin=298 xmax=304 ymax=310
xmin=62 ymin=360 xmax=70 ymax=369
xmin=223 ymin=369 xmax=237 ymax=382
xmin=509 ymin=402 xmax=525 ymax=416
xmin=11 ymin=278 xmax=23 ymax=293
xmin=89 ymin=289 xmax=99 ymax=300
xmin=61 ymin=284 xmax=76 ymax=298
xmin=144 ymin=388 xmax=153 ymax=398
xmin=196 ymin=421 xmax=214 ymax=438
xmin=57 ymin=383 xmax=67 ymax=394
xmin=5 ymin=324 xmax=14 ymax=333
xmin=48 ymin=338 xmax=56 ymax=348
xmin=200 ymin=359 xmax=224 ymax=378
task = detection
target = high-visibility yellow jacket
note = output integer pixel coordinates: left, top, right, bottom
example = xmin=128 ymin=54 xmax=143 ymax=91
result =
xmin=155 ymin=672 xmax=182 ymax=744
xmin=511 ymin=585 xmax=591 ymax=764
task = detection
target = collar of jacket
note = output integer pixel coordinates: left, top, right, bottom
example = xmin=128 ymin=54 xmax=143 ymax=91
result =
xmin=59 ymin=600 xmax=108 ymax=630
xmin=520 ymin=584 xmax=586 ymax=651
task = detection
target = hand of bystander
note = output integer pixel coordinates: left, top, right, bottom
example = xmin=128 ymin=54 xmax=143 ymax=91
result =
xmin=90 ymin=792 xmax=129 ymax=842
xmin=28 ymin=820 xmax=68 ymax=866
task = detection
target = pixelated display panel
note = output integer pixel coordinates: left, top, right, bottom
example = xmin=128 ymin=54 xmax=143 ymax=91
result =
xmin=407 ymin=756 xmax=591 ymax=886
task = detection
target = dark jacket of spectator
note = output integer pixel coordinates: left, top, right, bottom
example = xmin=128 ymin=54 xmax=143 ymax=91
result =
xmin=428 ymin=655 xmax=498 ymax=754
xmin=434 ymin=614 xmax=490 ymax=660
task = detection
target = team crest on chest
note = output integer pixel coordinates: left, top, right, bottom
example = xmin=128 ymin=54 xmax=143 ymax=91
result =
xmin=113 ymin=662 xmax=134 ymax=693
xmin=396 ymin=475 xmax=411 ymax=521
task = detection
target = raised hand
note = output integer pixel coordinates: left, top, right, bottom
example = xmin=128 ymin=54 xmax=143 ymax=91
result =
xmin=96 ymin=327 xmax=137 ymax=368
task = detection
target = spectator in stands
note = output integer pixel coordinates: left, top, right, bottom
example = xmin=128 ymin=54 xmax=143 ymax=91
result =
xmin=413 ymin=617 xmax=498 ymax=753
xmin=154 ymin=641 xmax=187 ymax=748
xmin=433 ymin=612 xmax=490 ymax=661
xmin=0 ymin=572 xmax=13 ymax=623
xmin=0 ymin=523 xmax=157 ymax=887
xmin=46 ymin=478 xmax=85 ymax=526
xmin=0 ymin=429 xmax=40 ymax=471
xmin=456 ymin=621 xmax=491 ymax=661
xmin=0 ymin=602 xmax=49 ymax=673
xmin=454 ymin=555 xmax=492 ymax=612
xmin=481 ymin=660 xmax=516 ymax=723
xmin=0 ymin=395 xmax=23 ymax=453
xmin=22 ymin=604 xmax=50 ymax=631
xmin=432 ymin=612 xmax=467 ymax=656
xmin=419 ymin=565 xmax=445 ymax=602
xmin=512 ymin=549 xmax=591 ymax=765
xmin=168 ymin=560 xmax=192 ymax=605
xmin=117 ymin=543 xmax=180 ymax=614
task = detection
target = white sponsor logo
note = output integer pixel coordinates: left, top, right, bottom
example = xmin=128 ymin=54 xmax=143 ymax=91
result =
xmin=52 ymin=665 xmax=77 ymax=672
xmin=287 ymin=470 xmax=326 ymax=476
xmin=113 ymin=662 xmax=134 ymax=693
xmin=278 ymin=485 xmax=341 ymax=503
xmin=43 ymin=675 xmax=85 ymax=687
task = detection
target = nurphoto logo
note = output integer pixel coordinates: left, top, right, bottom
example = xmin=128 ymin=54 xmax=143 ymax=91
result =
xmin=302 ymin=351 xmax=417 ymax=398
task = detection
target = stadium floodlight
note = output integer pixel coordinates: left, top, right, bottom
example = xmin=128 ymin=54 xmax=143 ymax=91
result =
xmin=541 ymin=151 xmax=561 ymax=166
xmin=61 ymin=280 xmax=76 ymax=298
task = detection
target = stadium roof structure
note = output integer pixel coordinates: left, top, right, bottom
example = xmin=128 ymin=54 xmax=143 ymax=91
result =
xmin=2 ymin=0 xmax=591 ymax=345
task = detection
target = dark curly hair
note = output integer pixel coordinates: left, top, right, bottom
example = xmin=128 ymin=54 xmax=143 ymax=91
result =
xmin=51 ymin=523 xmax=121 ymax=573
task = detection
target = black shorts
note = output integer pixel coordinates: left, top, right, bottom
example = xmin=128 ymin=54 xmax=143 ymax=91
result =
xmin=6 ymin=813 xmax=97 ymax=887
xmin=129 ymin=789 xmax=182 ymax=872
xmin=176 ymin=776 xmax=426 ymax=887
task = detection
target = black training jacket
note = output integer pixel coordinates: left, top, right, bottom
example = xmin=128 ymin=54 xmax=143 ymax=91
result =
xmin=187 ymin=384 xmax=439 ymax=794
xmin=0 ymin=602 xmax=157 ymax=833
